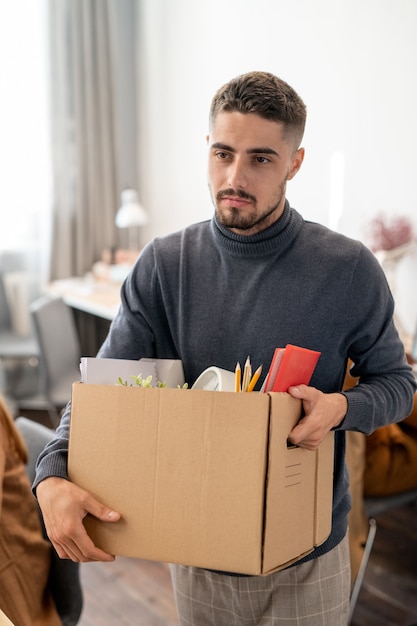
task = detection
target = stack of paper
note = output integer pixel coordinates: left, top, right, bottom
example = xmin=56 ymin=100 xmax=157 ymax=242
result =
xmin=79 ymin=357 xmax=184 ymax=388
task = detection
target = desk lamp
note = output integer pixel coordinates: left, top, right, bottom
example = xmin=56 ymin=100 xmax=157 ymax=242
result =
xmin=115 ymin=188 xmax=148 ymax=249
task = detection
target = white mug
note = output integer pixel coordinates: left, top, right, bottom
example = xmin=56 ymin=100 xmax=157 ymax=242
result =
xmin=191 ymin=366 xmax=236 ymax=392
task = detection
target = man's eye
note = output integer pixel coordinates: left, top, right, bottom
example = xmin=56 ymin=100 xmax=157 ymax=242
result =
xmin=255 ymin=156 xmax=269 ymax=164
xmin=215 ymin=151 xmax=229 ymax=159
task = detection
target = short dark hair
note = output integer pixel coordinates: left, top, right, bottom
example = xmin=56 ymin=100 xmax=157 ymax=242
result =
xmin=209 ymin=71 xmax=307 ymax=148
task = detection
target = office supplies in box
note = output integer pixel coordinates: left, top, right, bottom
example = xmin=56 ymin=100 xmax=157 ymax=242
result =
xmin=68 ymin=384 xmax=334 ymax=575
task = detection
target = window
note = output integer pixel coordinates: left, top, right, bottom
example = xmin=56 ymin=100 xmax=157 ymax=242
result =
xmin=0 ymin=0 xmax=51 ymax=281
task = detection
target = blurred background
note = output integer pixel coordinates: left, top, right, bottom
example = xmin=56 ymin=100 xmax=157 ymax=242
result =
xmin=1 ymin=0 xmax=416 ymax=407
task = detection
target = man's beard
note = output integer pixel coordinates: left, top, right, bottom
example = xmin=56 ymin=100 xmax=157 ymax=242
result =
xmin=214 ymin=180 xmax=286 ymax=232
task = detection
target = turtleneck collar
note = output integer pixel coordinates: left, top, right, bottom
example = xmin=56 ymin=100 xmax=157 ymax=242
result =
xmin=211 ymin=200 xmax=304 ymax=257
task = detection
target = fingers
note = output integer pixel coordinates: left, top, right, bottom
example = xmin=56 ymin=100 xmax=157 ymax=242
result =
xmin=51 ymin=506 xmax=118 ymax=562
xmin=36 ymin=476 xmax=120 ymax=562
xmin=287 ymin=420 xmax=322 ymax=450
xmin=53 ymin=525 xmax=116 ymax=563
xmin=287 ymin=385 xmax=346 ymax=449
xmin=286 ymin=385 xmax=322 ymax=448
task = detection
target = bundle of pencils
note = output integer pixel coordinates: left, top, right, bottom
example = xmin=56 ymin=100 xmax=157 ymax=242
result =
xmin=235 ymin=357 xmax=262 ymax=393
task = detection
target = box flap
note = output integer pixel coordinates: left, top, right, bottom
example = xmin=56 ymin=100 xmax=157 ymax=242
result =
xmin=262 ymin=393 xmax=334 ymax=574
xmin=262 ymin=393 xmax=316 ymax=572
xmin=313 ymin=431 xmax=334 ymax=546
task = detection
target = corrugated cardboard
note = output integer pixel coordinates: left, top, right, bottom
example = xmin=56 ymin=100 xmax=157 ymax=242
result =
xmin=68 ymin=383 xmax=334 ymax=575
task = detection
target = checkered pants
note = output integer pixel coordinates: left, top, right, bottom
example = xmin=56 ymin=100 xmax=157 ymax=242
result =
xmin=170 ymin=534 xmax=350 ymax=626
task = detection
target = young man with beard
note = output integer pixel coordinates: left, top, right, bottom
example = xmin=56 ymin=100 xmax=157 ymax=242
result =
xmin=34 ymin=71 xmax=416 ymax=625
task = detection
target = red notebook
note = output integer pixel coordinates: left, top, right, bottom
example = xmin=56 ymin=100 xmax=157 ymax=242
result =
xmin=264 ymin=344 xmax=321 ymax=392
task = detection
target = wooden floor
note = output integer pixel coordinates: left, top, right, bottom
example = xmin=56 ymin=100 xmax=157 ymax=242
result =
xmin=75 ymin=503 xmax=417 ymax=626
xmin=349 ymin=502 xmax=417 ymax=626
xmin=78 ymin=559 xmax=178 ymax=626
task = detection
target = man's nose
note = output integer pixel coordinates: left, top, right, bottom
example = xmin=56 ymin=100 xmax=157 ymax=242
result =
xmin=227 ymin=158 xmax=248 ymax=189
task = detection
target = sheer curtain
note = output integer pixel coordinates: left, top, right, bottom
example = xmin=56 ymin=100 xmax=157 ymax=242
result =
xmin=0 ymin=0 xmax=139 ymax=287
xmin=48 ymin=0 xmax=139 ymax=279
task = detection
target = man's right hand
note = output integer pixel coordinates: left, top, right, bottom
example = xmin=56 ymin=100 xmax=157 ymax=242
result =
xmin=36 ymin=476 xmax=121 ymax=563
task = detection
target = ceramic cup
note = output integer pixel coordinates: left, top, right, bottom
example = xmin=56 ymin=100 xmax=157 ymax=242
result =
xmin=191 ymin=366 xmax=236 ymax=392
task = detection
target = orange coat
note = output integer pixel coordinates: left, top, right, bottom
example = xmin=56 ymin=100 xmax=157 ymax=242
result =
xmin=0 ymin=396 xmax=61 ymax=626
xmin=363 ymin=393 xmax=417 ymax=496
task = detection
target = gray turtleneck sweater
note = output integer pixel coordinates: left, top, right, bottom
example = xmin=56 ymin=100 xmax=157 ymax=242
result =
xmin=34 ymin=201 xmax=416 ymax=569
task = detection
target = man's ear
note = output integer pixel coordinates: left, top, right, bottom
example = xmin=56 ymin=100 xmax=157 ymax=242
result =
xmin=287 ymin=147 xmax=305 ymax=180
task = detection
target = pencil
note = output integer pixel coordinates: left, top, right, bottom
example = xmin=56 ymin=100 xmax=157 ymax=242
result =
xmin=241 ymin=356 xmax=252 ymax=392
xmin=235 ymin=361 xmax=241 ymax=393
xmin=247 ymin=365 xmax=263 ymax=392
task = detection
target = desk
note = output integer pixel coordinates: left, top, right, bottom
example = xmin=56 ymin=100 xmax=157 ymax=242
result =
xmin=46 ymin=277 xmax=121 ymax=320
xmin=46 ymin=278 xmax=122 ymax=355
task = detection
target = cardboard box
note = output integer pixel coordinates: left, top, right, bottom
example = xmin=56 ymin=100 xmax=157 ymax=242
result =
xmin=68 ymin=383 xmax=334 ymax=575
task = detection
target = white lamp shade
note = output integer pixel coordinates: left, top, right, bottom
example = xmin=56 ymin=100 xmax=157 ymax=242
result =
xmin=115 ymin=189 xmax=148 ymax=228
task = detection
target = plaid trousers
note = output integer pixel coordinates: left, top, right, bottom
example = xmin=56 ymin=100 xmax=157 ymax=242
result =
xmin=170 ymin=534 xmax=350 ymax=626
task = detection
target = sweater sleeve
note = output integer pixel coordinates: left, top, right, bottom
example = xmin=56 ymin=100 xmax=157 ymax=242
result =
xmin=341 ymin=365 xmax=416 ymax=434
xmin=33 ymin=402 xmax=72 ymax=492
xmin=338 ymin=245 xmax=416 ymax=434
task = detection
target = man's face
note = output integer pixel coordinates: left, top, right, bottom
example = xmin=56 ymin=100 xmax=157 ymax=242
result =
xmin=207 ymin=112 xmax=304 ymax=236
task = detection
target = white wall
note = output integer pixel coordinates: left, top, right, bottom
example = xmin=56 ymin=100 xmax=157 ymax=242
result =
xmin=137 ymin=0 xmax=417 ymax=337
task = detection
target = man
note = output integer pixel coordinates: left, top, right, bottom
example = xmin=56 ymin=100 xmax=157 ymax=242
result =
xmin=34 ymin=71 xmax=416 ymax=625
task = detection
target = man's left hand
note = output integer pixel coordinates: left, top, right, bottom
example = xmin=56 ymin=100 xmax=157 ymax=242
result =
xmin=287 ymin=385 xmax=347 ymax=450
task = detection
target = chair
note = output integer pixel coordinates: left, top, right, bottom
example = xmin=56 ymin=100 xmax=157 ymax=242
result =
xmin=0 ymin=273 xmax=40 ymax=403
xmin=29 ymin=296 xmax=81 ymax=426
xmin=0 ymin=273 xmax=39 ymax=358
xmin=14 ymin=416 xmax=83 ymax=626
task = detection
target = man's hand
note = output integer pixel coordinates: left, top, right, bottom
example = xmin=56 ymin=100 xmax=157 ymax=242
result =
xmin=36 ymin=476 xmax=121 ymax=563
xmin=287 ymin=385 xmax=347 ymax=450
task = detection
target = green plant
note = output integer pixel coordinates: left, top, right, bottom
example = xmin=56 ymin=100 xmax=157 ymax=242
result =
xmin=116 ymin=374 xmax=188 ymax=389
